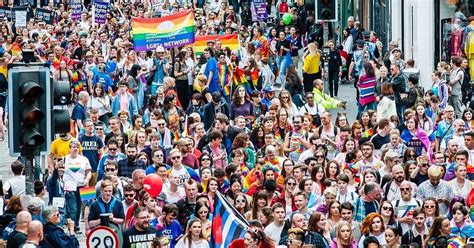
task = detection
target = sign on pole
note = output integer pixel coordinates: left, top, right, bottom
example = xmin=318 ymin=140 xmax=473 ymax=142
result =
xmin=86 ymin=226 xmax=119 ymax=248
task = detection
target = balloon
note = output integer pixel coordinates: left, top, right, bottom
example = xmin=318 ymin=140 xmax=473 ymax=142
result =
xmin=282 ymin=13 xmax=292 ymax=25
xmin=143 ymin=174 xmax=163 ymax=198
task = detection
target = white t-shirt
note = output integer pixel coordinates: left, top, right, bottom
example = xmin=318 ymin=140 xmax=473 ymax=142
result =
xmin=164 ymin=187 xmax=186 ymax=204
xmin=264 ymin=222 xmax=285 ymax=245
xmin=392 ymin=198 xmax=421 ymax=235
xmin=169 ymin=165 xmax=191 ymax=187
xmin=3 ymin=175 xmax=25 ymax=196
xmin=63 ymin=155 xmax=92 ymax=186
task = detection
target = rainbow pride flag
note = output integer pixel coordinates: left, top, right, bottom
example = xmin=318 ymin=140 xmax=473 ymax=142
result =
xmin=79 ymin=186 xmax=96 ymax=201
xmin=132 ymin=10 xmax=195 ymax=52
xmin=194 ymin=34 xmax=239 ymax=55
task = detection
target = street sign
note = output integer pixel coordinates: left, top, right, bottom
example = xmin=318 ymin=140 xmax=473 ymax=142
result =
xmin=86 ymin=226 xmax=119 ymax=248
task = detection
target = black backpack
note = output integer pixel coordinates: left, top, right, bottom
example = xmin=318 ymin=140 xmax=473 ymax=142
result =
xmin=461 ymin=68 xmax=472 ymax=101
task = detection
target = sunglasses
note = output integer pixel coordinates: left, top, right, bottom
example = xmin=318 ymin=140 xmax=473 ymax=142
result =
xmin=171 ymin=156 xmax=181 ymax=160
xmin=108 ymin=148 xmax=117 ymax=151
xmin=106 ymin=168 xmax=115 ymax=172
xmin=287 ymin=182 xmax=297 ymax=186
xmin=158 ymin=123 xmax=166 ymax=126
xmin=155 ymin=154 xmax=164 ymax=157
xmin=400 ymin=187 xmax=410 ymax=192
xmin=125 ymin=194 xmax=134 ymax=197
xmin=315 ymin=155 xmax=325 ymax=159
xmin=424 ymin=205 xmax=435 ymax=209
xmin=382 ymin=206 xmax=392 ymax=211
xmin=202 ymin=158 xmax=210 ymax=161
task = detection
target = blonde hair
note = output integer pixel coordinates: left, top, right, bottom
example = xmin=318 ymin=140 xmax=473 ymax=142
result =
xmin=308 ymin=42 xmax=318 ymax=55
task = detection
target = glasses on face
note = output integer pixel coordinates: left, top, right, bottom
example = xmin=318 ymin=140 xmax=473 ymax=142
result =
xmin=287 ymin=239 xmax=302 ymax=245
xmin=424 ymin=205 xmax=435 ymax=209
xmin=287 ymin=182 xmax=297 ymax=186
xmin=158 ymin=123 xmax=166 ymax=126
xmin=400 ymin=187 xmax=410 ymax=192
xmin=155 ymin=154 xmax=164 ymax=158
xmin=202 ymin=158 xmax=211 ymax=161
xmin=108 ymin=148 xmax=117 ymax=151
xmin=236 ymin=199 xmax=246 ymax=203
xmin=421 ymin=163 xmax=429 ymax=167
xmin=171 ymin=156 xmax=181 ymax=160
xmin=125 ymin=194 xmax=134 ymax=197
xmin=106 ymin=168 xmax=115 ymax=172
xmin=186 ymin=143 xmax=193 ymax=147
xmin=316 ymin=155 xmax=325 ymax=159
xmin=382 ymin=206 xmax=393 ymax=211
xmin=96 ymin=128 xmax=103 ymax=131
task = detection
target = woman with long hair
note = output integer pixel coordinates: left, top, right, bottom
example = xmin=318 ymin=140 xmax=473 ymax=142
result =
xmin=250 ymin=125 xmax=266 ymax=150
xmin=308 ymin=212 xmax=331 ymax=246
xmin=246 ymin=191 xmax=268 ymax=220
xmin=314 ymin=149 xmax=328 ymax=170
xmin=175 ymin=219 xmax=209 ymax=248
xmin=284 ymin=65 xmax=304 ymax=108
xmin=302 ymin=42 xmax=321 ymax=93
xmin=327 ymin=201 xmax=342 ymax=228
xmin=275 ymin=108 xmax=292 ymax=140
xmin=325 ymin=160 xmax=340 ymax=182
xmin=298 ymin=178 xmax=318 ymax=209
xmin=205 ymin=177 xmax=219 ymax=213
xmin=376 ymin=83 xmax=397 ymax=122
xmin=426 ymin=216 xmax=462 ymax=248
xmin=193 ymin=201 xmax=212 ymax=240
xmin=423 ymin=198 xmax=440 ymax=229
xmin=448 ymin=164 xmax=473 ymax=200
xmin=276 ymin=30 xmax=292 ymax=84
xmin=436 ymin=62 xmax=450 ymax=109
xmin=277 ymin=159 xmax=295 ymax=186
xmin=401 ymin=116 xmax=430 ymax=157
xmin=234 ymin=192 xmax=251 ymax=216
xmin=358 ymin=212 xmax=386 ymax=246
xmin=161 ymin=94 xmax=184 ymax=134
xmin=334 ymin=137 xmax=356 ymax=165
xmin=311 ymin=165 xmax=325 ymax=196
xmin=88 ymin=83 xmax=111 ymax=123
xmin=200 ymin=167 xmax=212 ymax=192
xmin=243 ymin=227 xmax=274 ymax=248
xmin=357 ymin=62 xmax=377 ymax=118
xmin=230 ymin=85 xmax=253 ymax=121
xmin=271 ymin=176 xmax=297 ymax=215
xmin=378 ymin=201 xmax=400 ymax=231
xmin=279 ymin=89 xmax=299 ymax=118
xmin=415 ymin=103 xmax=434 ymax=135
xmin=462 ymin=108 xmax=474 ymax=131
xmin=174 ymin=49 xmax=191 ymax=110
xmin=358 ymin=111 xmax=373 ymax=132
xmin=330 ymin=221 xmax=357 ymax=248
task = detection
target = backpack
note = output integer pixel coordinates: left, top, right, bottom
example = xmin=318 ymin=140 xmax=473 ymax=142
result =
xmin=462 ymin=68 xmax=472 ymax=100
xmin=2 ymin=218 xmax=16 ymax=240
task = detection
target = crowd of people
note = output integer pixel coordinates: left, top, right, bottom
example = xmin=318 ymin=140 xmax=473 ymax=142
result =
xmin=0 ymin=0 xmax=472 ymax=248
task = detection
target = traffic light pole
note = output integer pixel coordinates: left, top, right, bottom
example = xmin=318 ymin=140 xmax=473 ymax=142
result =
xmin=23 ymin=156 xmax=35 ymax=196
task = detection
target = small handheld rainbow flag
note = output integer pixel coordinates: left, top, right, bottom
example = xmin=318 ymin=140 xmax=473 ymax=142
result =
xmin=194 ymin=34 xmax=240 ymax=56
xmin=362 ymin=128 xmax=374 ymax=138
xmin=132 ymin=10 xmax=195 ymax=51
xmin=79 ymin=186 xmax=96 ymax=202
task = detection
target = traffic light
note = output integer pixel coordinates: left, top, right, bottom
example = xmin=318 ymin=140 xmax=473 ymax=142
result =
xmin=51 ymin=80 xmax=71 ymax=135
xmin=8 ymin=66 xmax=51 ymax=156
xmin=316 ymin=0 xmax=337 ymax=21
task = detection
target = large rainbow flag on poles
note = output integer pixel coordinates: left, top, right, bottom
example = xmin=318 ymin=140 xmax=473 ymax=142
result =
xmin=132 ymin=10 xmax=195 ymax=51
xmin=194 ymin=34 xmax=240 ymax=55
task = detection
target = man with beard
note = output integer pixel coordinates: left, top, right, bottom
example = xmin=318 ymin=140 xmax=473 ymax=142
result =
xmin=401 ymin=207 xmax=428 ymax=245
xmin=117 ymin=144 xmax=146 ymax=178
xmin=383 ymin=165 xmax=417 ymax=202
xmin=279 ymin=212 xmax=327 ymax=246
xmin=122 ymin=206 xmax=156 ymax=248
xmin=284 ymin=115 xmax=311 ymax=161
xmin=355 ymin=142 xmax=384 ymax=172
xmin=392 ymin=180 xmax=422 ymax=235
xmin=156 ymin=204 xmax=182 ymax=248
xmin=166 ymin=138 xmax=199 ymax=169
xmin=141 ymin=133 xmax=161 ymax=161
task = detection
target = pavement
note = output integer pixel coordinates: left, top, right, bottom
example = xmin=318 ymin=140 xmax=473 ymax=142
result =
xmin=0 ymin=136 xmax=88 ymax=246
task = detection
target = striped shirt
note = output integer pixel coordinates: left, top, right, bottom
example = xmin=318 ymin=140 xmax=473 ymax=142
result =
xmin=358 ymin=75 xmax=377 ymax=106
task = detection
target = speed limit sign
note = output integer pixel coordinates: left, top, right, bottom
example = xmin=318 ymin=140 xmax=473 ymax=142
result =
xmin=86 ymin=226 xmax=120 ymax=248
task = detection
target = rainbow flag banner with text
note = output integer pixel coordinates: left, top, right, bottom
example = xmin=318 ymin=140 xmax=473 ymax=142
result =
xmin=195 ymin=34 xmax=239 ymax=55
xmin=132 ymin=10 xmax=195 ymax=52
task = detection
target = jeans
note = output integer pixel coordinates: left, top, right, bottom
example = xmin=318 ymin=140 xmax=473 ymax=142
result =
xmin=450 ymin=95 xmax=464 ymax=118
xmin=357 ymin=102 xmax=376 ymax=119
xmin=65 ymin=190 xmax=82 ymax=229
xmin=277 ymin=54 xmax=292 ymax=84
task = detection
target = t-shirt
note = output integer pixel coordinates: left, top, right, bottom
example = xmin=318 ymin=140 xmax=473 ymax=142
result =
xmin=364 ymin=200 xmax=378 ymax=216
xmin=79 ymin=135 xmax=104 ymax=172
xmin=164 ymin=187 xmax=186 ymax=204
xmin=50 ymin=138 xmax=83 ymax=158
xmin=264 ymin=222 xmax=285 ymax=246
xmin=7 ymin=230 xmax=27 ymax=248
xmin=370 ymin=133 xmax=390 ymax=154
xmin=204 ymin=57 xmax=219 ymax=94
xmin=156 ymin=220 xmax=182 ymax=248
xmin=3 ymin=175 xmax=26 ymax=196
xmin=175 ymin=238 xmax=210 ymax=248
xmin=63 ymin=155 xmax=92 ymax=186
xmin=169 ymin=166 xmax=191 ymax=187
xmin=122 ymin=226 xmax=157 ymax=248
xmin=392 ymin=198 xmax=421 ymax=235
xmin=71 ymin=103 xmax=86 ymax=124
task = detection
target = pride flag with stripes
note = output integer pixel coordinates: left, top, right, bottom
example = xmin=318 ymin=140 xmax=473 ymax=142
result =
xmin=132 ymin=10 xmax=195 ymax=52
xmin=211 ymin=192 xmax=249 ymax=248
xmin=79 ymin=186 xmax=96 ymax=202
xmin=194 ymin=34 xmax=240 ymax=55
